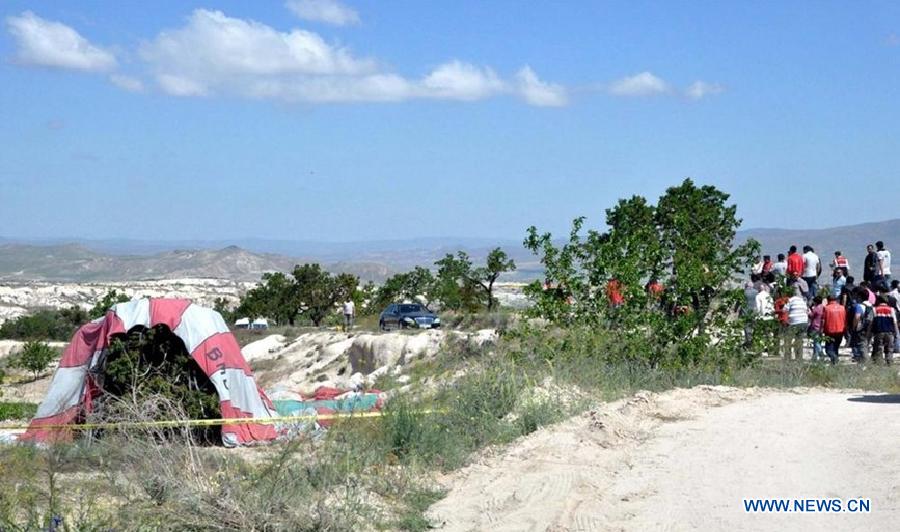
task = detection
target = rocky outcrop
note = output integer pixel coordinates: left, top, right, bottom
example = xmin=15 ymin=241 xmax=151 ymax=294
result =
xmin=245 ymin=329 xmax=497 ymax=393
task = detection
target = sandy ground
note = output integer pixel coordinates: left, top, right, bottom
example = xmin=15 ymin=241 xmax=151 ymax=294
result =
xmin=428 ymin=386 xmax=900 ymax=531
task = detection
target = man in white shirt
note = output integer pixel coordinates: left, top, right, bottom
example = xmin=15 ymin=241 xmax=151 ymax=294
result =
xmin=876 ymin=240 xmax=891 ymax=289
xmin=342 ymin=299 xmax=355 ymax=332
xmin=772 ymin=253 xmax=788 ymax=276
xmin=802 ymin=245 xmax=821 ymax=302
xmin=783 ymin=286 xmax=809 ymax=361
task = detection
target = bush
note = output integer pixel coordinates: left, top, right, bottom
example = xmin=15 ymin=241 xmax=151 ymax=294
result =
xmin=12 ymin=341 xmax=57 ymax=380
xmin=0 ymin=401 xmax=37 ymax=420
xmin=88 ymin=289 xmax=130 ymax=319
xmin=99 ymin=325 xmax=221 ymax=443
xmin=0 ymin=308 xmax=86 ymax=341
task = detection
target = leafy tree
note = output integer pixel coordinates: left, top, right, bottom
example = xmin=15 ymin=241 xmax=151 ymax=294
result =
xmin=524 ymin=179 xmax=759 ymax=368
xmin=472 ymin=248 xmax=516 ymax=311
xmin=236 ymin=271 xmax=298 ymax=326
xmin=89 ymin=289 xmax=131 ymax=319
xmin=371 ymin=266 xmax=437 ymax=312
xmin=434 ymin=252 xmax=481 ymax=312
xmin=292 ymin=264 xmax=335 ymax=327
xmin=234 ymin=265 xmax=361 ymax=327
xmin=212 ymin=297 xmax=236 ymax=324
xmin=13 ymin=341 xmax=57 ymax=380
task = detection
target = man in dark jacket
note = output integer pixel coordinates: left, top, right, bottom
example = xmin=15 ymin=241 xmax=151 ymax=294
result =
xmin=864 ymin=244 xmax=878 ymax=285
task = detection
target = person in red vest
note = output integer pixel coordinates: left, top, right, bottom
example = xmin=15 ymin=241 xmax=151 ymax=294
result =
xmin=831 ymin=251 xmax=849 ymax=276
xmin=786 ymin=245 xmax=804 ymax=279
xmin=822 ymin=295 xmax=846 ymax=365
xmin=761 ymin=255 xmax=774 ymax=274
xmin=867 ymin=296 xmax=898 ymax=365
xmin=645 ymin=278 xmax=664 ymax=297
xmin=606 ymin=278 xmax=624 ymax=308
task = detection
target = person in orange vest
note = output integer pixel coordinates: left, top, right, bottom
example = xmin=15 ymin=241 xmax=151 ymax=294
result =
xmin=786 ymin=245 xmax=804 ymax=279
xmin=822 ymin=295 xmax=846 ymax=365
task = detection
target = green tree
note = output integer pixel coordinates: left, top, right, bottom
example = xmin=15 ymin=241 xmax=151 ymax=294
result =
xmin=212 ymin=297 xmax=236 ymax=324
xmin=89 ymin=289 xmax=131 ymax=319
xmin=371 ymin=266 xmax=437 ymax=312
xmin=13 ymin=341 xmax=57 ymax=380
xmin=524 ymin=179 xmax=759 ymax=368
xmin=472 ymin=248 xmax=516 ymax=311
xmin=293 ymin=264 xmax=360 ymax=327
xmin=434 ymin=252 xmax=481 ymax=312
xmin=236 ymin=271 xmax=298 ymax=326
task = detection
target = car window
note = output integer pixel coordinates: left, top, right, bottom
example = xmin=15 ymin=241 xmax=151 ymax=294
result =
xmin=399 ymin=304 xmax=422 ymax=313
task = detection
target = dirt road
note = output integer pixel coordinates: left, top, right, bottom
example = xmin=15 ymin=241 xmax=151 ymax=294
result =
xmin=428 ymin=386 xmax=900 ymax=531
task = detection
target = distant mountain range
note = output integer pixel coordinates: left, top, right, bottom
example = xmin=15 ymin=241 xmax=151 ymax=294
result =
xmin=0 ymin=239 xmax=540 ymax=283
xmin=0 ymin=243 xmax=393 ymax=283
xmin=3 ymin=219 xmax=899 ymax=282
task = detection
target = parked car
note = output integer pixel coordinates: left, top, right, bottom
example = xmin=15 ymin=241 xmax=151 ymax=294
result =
xmin=379 ymin=303 xmax=440 ymax=331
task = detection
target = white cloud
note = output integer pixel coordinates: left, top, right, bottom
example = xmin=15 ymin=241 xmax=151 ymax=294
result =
xmin=285 ymin=0 xmax=360 ymax=26
xmin=5 ymin=11 xmax=116 ymax=72
xmin=156 ymin=74 xmax=208 ymax=96
xmin=139 ymin=9 xmax=376 ymax=96
xmin=421 ymin=60 xmax=505 ymax=101
xmin=515 ymin=66 xmax=567 ymax=107
xmin=0 ymin=7 xmax=561 ymax=107
xmin=608 ymin=71 xmax=670 ymax=97
xmin=135 ymin=10 xmax=563 ymax=106
xmin=109 ymin=74 xmax=145 ymax=92
xmin=685 ymin=80 xmax=724 ymax=100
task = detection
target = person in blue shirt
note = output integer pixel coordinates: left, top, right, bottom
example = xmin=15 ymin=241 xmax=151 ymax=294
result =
xmin=831 ymin=268 xmax=846 ymax=299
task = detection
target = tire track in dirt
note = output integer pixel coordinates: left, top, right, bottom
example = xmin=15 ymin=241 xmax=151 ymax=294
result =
xmin=428 ymin=386 xmax=899 ymax=531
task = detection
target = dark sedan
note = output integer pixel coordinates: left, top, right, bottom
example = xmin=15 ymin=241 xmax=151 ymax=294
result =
xmin=379 ymin=303 xmax=441 ymax=330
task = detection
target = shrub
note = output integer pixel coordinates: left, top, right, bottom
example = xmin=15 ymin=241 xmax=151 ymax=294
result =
xmin=98 ymin=325 xmax=221 ymax=442
xmin=88 ymin=289 xmax=130 ymax=319
xmin=0 ymin=401 xmax=37 ymax=420
xmin=12 ymin=341 xmax=57 ymax=380
xmin=0 ymin=308 xmax=87 ymax=341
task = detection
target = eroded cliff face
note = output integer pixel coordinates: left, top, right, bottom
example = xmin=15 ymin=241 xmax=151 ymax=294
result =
xmin=0 ymin=279 xmax=253 ymax=324
xmin=244 ymin=329 xmax=498 ymax=393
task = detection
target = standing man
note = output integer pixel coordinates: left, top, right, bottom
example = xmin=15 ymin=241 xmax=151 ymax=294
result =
xmin=876 ymin=241 xmax=891 ymax=290
xmin=786 ymin=246 xmax=804 ymax=279
xmin=822 ymin=296 xmax=846 ymax=365
xmin=830 ymin=251 xmax=849 ymax=276
xmin=864 ymin=244 xmax=878 ymax=286
xmin=831 ymin=267 xmax=846 ymax=300
xmin=342 ymin=297 xmax=355 ymax=333
xmin=850 ymin=287 xmax=873 ymax=363
xmin=772 ymin=253 xmax=788 ymax=276
xmin=868 ymin=296 xmax=897 ymax=365
xmin=801 ymin=245 xmax=821 ymax=301
xmin=807 ymin=295 xmax=825 ymax=362
xmin=783 ymin=286 xmax=809 ymax=361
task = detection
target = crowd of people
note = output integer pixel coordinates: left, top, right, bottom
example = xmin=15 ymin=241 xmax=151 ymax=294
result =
xmin=743 ymin=241 xmax=897 ymax=365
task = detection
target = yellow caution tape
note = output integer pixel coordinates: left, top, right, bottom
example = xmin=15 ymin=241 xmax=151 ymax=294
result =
xmin=0 ymin=409 xmax=443 ymax=432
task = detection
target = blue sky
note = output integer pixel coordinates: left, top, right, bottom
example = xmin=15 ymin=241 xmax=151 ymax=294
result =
xmin=2 ymin=0 xmax=899 ymax=242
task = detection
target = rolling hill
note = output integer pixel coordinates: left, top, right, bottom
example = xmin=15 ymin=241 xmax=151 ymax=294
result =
xmin=3 ymin=218 xmax=899 ymax=282
xmin=736 ymin=219 xmax=900 ymax=277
